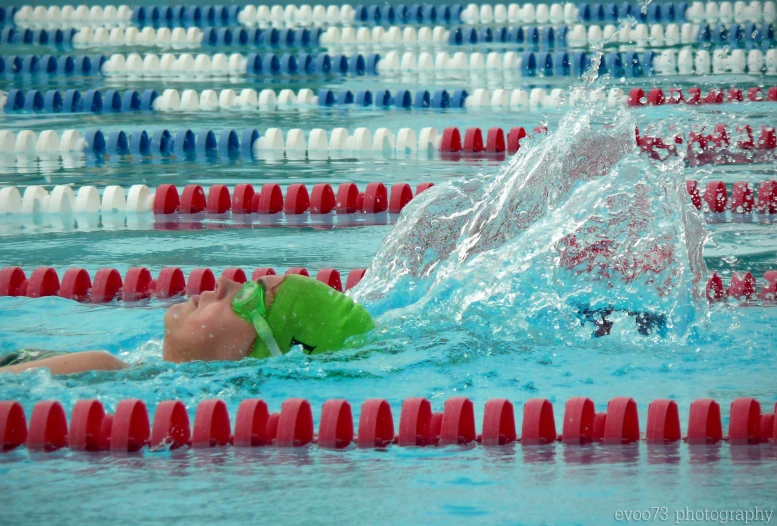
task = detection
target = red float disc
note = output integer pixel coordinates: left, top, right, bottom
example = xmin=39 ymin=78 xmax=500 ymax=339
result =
xmin=703 ymin=181 xmax=728 ymax=213
xmin=481 ymin=399 xmax=516 ymax=446
xmin=276 ymin=398 xmax=314 ymax=447
xmin=252 ymin=268 xmax=276 ymax=279
xmin=760 ymin=270 xmax=777 ymax=300
xmin=463 ymin=128 xmax=484 ymax=153
xmin=0 ymin=401 xmax=27 ymax=451
xmin=727 ymin=271 xmax=756 ymax=300
xmin=686 ymin=87 xmax=701 ymax=104
xmin=192 ymin=399 xmax=231 ymax=448
xmin=768 ymin=87 xmax=777 ymax=101
xmin=706 ymin=273 xmax=724 ymax=303
xmin=389 ymin=183 xmax=413 ymax=214
xmin=647 ymin=88 xmax=665 ymax=105
xmin=485 ymin=128 xmax=506 ymax=153
xmin=645 ymin=399 xmax=681 ymax=444
xmin=154 ymin=267 xmax=186 ymax=299
xmin=736 ymin=125 xmax=754 ymax=149
xmin=729 ymin=397 xmax=761 ymax=445
xmin=687 ymin=398 xmax=722 ymax=444
xmin=362 ymin=182 xmax=387 ymax=213
xmin=69 ymin=399 xmax=106 ymax=451
xmin=507 ymin=127 xmax=527 ymax=153
xmin=336 ymin=183 xmax=360 ymax=214
xmin=59 ymin=268 xmax=91 ymax=302
xmin=310 ymin=184 xmax=336 ymax=214
xmin=628 ymin=88 xmax=645 ymax=106
xmin=232 ymin=183 xmax=255 ymax=214
xmin=153 ymin=184 xmax=180 ymax=214
xmin=759 ymin=414 xmax=775 ymax=444
xmin=356 ymin=192 xmax=364 ymax=211
xmin=187 ymin=268 xmax=216 ymax=296
xmin=254 ymin=183 xmax=284 ymax=214
xmin=728 ymin=87 xmax=743 ymax=102
xmin=207 ymin=184 xmax=231 ymax=214
xmin=111 ymin=399 xmax=150 ymax=452
xmin=27 ymin=400 xmax=68 ymax=451
xmin=415 ymin=182 xmax=434 ymax=196
xmin=440 ymin=127 xmax=462 ymax=152
xmin=316 ymin=269 xmax=342 ymax=291
xmin=233 ymin=399 xmax=270 ymax=447
xmin=604 ymin=397 xmax=639 ymax=444
xmin=285 ymin=267 xmax=309 ymax=277
xmin=703 ymin=89 xmax=723 ymax=104
xmin=150 ymin=400 xmax=191 ymax=450
xmin=668 ymin=88 xmax=684 ymax=104
xmin=91 ymin=268 xmax=122 ymax=303
xmin=521 ymin=398 xmax=557 ymax=445
xmin=758 ymin=127 xmax=776 ymax=150
xmin=731 ymin=182 xmax=754 ymax=213
xmin=757 ymin=180 xmax=777 ymax=213
xmin=592 ymin=412 xmax=607 ymax=442
xmin=345 ymin=268 xmax=366 ymax=290
xmin=429 ymin=412 xmax=443 ymax=445
xmin=222 ymin=268 xmax=247 ymax=283
xmin=357 ymin=399 xmax=395 ymax=448
xmin=710 ymin=124 xmax=730 ymax=148
xmin=26 ymin=267 xmax=60 ymax=298
xmin=123 ymin=267 xmax=152 ymax=301
xmin=439 ymin=397 xmax=476 ymax=446
xmin=285 ymin=184 xmax=310 ymax=215
xmin=318 ymin=399 xmax=354 ymax=449
xmin=180 ymin=184 xmax=206 ymax=214
xmin=266 ymin=413 xmax=280 ymax=442
xmin=398 ymin=397 xmax=432 ymax=447
xmin=747 ymin=87 xmax=762 ymax=101
xmin=561 ymin=396 xmax=595 ymax=445
xmin=688 ymin=131 xmax=709 ymax=155
xmin=532 ymin=126 xmax=548 ymax=134
xmin=0 ymin=267 xmax=26 ymax=297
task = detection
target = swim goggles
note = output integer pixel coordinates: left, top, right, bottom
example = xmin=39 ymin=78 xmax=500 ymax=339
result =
xmin=232 ymin=281 xmax=283 ymax=357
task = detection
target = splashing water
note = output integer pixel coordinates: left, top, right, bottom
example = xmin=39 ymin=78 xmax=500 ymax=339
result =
xmin=352 ymin=102 xmax=708 ymax=346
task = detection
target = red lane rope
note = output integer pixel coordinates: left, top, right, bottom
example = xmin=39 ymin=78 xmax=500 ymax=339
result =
xmin=148 ymin=178 xmax=777 ymax=217
xmin=686 ymin=180 xmax=777 ymax=214
xmin=12 ymin=178 xmax=777 ymax=220
xmin=637 ymin=124 xmax=776 ymax=166
xmin=153 ymin=181 xmax=431 ymax=216
xmin=628 ymin=86 xmax=777 ymax=107
xmin=1 ymin=265 xmax=774 ymax=304
xmin=0 ymin=266 xmax=367 ymax=302
xmin=1 ymin=396 xmax=774 ymax=453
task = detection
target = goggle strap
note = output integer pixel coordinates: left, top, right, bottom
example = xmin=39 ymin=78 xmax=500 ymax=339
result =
xmin=254 ymin=317 xmax=283 ymax=358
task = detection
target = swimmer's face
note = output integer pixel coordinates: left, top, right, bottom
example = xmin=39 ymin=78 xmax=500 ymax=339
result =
xmin=163 ymin=277 xmax=256 ymax=363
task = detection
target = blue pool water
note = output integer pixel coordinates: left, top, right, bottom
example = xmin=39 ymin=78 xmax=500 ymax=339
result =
xmin=2 ymin=0 xmax=777 ymax=523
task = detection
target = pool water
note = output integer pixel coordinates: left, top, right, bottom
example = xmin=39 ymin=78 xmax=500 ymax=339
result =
xmin=2 ymin=0 xmax=777 ymax=524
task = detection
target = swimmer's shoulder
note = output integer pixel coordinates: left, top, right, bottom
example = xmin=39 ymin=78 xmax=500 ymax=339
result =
xmin=0 ymin=350 xmax=128 ymax=375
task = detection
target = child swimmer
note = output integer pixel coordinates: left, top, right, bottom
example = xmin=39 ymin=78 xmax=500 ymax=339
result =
xmin=0 ymin=275 xmax=375 ymax=375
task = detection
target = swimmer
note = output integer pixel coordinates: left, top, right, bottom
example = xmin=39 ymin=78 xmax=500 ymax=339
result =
xmin=0 ymin=274 xmax=374 ymax=375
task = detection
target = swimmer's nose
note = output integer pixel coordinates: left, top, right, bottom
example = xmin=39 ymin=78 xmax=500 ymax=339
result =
xmin=214 ymin=276 xmax=240 ymax=301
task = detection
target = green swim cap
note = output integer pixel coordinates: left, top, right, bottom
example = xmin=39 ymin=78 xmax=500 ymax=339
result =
xmin=233 ymin=275 xmax=375 ymax=359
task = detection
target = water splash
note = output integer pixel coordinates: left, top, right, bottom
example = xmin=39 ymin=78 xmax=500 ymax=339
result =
xmin=353 ymin=103 xmax=708 ymax=345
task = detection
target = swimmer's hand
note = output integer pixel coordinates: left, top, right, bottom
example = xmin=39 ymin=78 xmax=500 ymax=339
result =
xmin=0 ymin=351 xmax=128 ymax=375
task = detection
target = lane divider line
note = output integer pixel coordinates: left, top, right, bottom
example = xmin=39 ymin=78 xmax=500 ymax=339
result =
xmin=1 ymin=265 xmax=775 ymax=304
xmin=0 ymin=396 xmax=774 ymax=453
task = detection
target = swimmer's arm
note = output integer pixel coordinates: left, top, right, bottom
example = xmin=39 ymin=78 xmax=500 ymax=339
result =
xmin=0 ymin=351 xmax=128 ymax=375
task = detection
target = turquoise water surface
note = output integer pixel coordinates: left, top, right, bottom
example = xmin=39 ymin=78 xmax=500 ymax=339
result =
xmin=2 ymin=0 xmax=777 ymax=524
